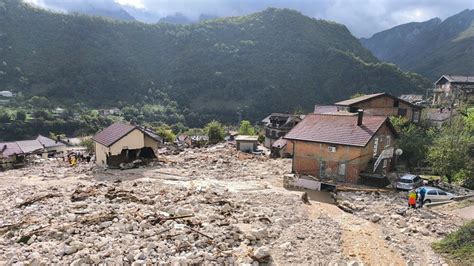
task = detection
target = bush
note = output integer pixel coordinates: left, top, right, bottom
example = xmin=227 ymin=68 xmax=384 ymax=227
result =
xmin=205 ymin=120 xmax=225 ymax=144
xmin=238 ymin=120 xmax=255 ymax=135
xmin=432 ymin=220 xmax=474 ymax=265
xmin=156 ymin=126 xmax=176 ymax=143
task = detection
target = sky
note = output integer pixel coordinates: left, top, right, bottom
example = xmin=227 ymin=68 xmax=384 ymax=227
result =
xmin=24 ymin=0 xmax=474 ymax=37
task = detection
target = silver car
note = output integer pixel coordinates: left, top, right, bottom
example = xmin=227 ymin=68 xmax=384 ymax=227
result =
xmin=395 ymin=174 xmax=423 ymax=190
xmin=416 ymin=186 xmax=455 ymax=203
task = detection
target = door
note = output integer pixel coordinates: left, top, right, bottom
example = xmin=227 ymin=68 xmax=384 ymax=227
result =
xmin=320 ymin=161 xmax=327 ymax=178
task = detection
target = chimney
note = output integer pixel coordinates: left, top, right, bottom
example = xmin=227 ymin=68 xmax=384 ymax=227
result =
xmin=357 ymin=109 xmax=364 ymax=126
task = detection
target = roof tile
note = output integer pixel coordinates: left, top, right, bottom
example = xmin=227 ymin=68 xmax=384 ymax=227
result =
xmin=284 ymin=113 xmax=390 ymax=147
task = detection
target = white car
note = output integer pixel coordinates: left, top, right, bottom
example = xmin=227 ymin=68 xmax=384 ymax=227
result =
xmin=416 ymin=186 xmax=455 ymax=203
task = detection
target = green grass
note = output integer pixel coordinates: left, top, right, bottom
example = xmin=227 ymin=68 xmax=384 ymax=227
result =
xmin=432 ymin=220 xmax=474 ymax=265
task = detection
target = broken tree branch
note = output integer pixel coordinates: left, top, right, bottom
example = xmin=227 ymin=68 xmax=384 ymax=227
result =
xmin=16 ymin=194 xmax=61 ymax=208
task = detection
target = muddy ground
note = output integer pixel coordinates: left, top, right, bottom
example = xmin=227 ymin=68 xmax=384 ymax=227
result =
xmin=0 ymin=143 xmax=471 ymax=265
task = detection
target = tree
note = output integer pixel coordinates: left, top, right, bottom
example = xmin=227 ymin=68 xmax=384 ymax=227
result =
xmin=205 ymin=120 xmax=225 ymax=144
xmin=80 ymin=138 xmax=94 ymax=153
xmin=16 ymin=110 xmax=27 ymax=122
xmin=390 ymin=116 xmax=435 ymax=167
xmin=427 ymin=115 xmax=473 ymax=183
xmin=238 ymin=120 xmax=255 ymax=135
xmin=0 ymin=109 xmax=11 ymax=123
xmin=155 ymin=126 xmax=176 ymax=143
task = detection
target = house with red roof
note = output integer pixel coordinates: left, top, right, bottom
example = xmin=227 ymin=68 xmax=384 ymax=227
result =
xmin=284 ymin=110 xmax=398 ymax=184
xmin=92 ymin=123 xmax=162 ymax=167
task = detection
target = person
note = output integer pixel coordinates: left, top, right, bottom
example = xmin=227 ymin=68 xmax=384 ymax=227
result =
xmin=408 ymin=190 xmax=417 ymax=209
xmin=418 ymin=187 xmax=427 ymax=208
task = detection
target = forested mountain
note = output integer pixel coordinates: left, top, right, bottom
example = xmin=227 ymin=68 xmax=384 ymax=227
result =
xmin=0 ymin=0 xmax=428 ymax=126
xmin=361 ymin=9 xmax=474 ymax=79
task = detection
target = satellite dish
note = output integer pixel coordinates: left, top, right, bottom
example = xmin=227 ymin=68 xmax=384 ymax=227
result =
xmin=395 ymin=149 xmax=403 ymax=156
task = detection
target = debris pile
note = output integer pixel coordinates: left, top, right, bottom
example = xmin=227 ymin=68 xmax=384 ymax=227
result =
xmin=335 ymin=191 xmax=465 ymax=263
xmin=0 ymin=177 xmax=342 ymax=264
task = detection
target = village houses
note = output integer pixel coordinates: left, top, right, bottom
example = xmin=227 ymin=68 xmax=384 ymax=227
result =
xmin=432 ymin=75 xmax=474 ymax=106
xmin=92 ymin=123 xmax=163 ymax=167
xmin=284 ymin=110 xmax=398 ymax=184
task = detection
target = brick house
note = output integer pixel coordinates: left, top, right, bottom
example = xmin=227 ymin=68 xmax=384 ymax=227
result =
xmin=284 ymin=111 xmax=398 ymax=184
xmin=334 ymin=93 xmax=422 ymax=123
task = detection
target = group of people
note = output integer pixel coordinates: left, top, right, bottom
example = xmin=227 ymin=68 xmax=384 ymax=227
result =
xmin=66 ymin=152 xmax=93 ymax=166
xmin=408 ymin=187 xmax=427 ymax=208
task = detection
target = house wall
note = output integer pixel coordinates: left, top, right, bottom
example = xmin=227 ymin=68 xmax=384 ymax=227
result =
xmin=237 ymin=141 xmax=257 ymax=152
xmin=355 ymin=96 xmax=418 ymax=122
xmin=94 ymin=129 xmax=145 ymax=166
xmin=0 ymin=155 xmax=17 ymax=169
xmin=108 ymin=129 xmax=145 ymax=155
xmin=144 ymin=135 xmax=159 ymax=149
xmin=291 ymin=123 xmax=395 ymax=183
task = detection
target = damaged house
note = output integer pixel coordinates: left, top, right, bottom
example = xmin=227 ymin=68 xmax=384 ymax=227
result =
xmin=92 ymin=123 xmax=162 ymax=167
xmin=262 ymin=113 xmax=303 ymax=149
xmin=0 ymin=142 xmax=25 ymax=170
xmin=284 ymin=110 xmax=398 ymax=184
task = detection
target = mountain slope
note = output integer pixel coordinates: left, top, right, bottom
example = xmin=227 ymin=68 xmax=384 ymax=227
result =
xmin=0 ymin=0 xmax=428 ymax=126
xmin=361 ymin=9 xmax=474 ymax=79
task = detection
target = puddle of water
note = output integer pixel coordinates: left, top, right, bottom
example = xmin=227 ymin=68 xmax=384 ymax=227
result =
xmin=287 ymin=187 xmax=335 ymax=204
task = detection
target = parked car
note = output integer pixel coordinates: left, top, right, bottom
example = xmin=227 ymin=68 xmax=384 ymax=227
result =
xmin=395 ymin=174 xmax=423 ymax=190
xmin=416 ymin=186 xmax=455 ymax=203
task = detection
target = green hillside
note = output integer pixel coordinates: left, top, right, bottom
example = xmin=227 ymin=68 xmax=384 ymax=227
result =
xmin=0 ymin=0 xmax=428 ymax=126
xmin=361 ymin=9 xmax=474 ymax=79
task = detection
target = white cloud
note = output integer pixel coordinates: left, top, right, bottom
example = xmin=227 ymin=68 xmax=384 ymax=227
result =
xmin=115 ymin=0 xmax=144 ymax=9
xmin=21 ymin=0 xmax=474 ymax=37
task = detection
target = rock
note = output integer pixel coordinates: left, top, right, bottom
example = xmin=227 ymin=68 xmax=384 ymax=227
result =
xmin=253 ymin=246 xmax=271 ymax=260
xmin=63 ymin=245 xmax=77 ymax=255
xmin=279 ymin=242 xmax=292 ymax=250
xmin=371 ymin=214 xmax=382 ymax=223
xmin=250 ymin=228 xmax=268 ymax=240
xmin=396 ymin=208 xmax=407 ymax=216
xmin=221 ymin=204 xmax=232 ymax=213
xmin=397 ymin=219 xmax=407 ymax=228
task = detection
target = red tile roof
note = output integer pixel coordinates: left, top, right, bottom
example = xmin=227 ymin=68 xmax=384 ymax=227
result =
xmin=92 ymin=123 xmax=137 ymax=147
xmin=284 ymin=113 xmax=395 ymax=147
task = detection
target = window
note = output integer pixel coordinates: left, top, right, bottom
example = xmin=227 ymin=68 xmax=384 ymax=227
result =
xmin=320 ymin=161 xmax=327 ymax=178
xmin=394 ymin=100 xmax=399 ymax=107
xmin=338 ymin=163 xmax=346 ymax=175
xmin=383 ymin=159 xmax=388 ymax=168
xmin=413 ymin=176 xmax=421 ymax=183
xmin=386 ymin=136 xmax=391 ymax=147
xmin=398 ymin=108 xmax=407 ymax=116
xmin=427 ymin=190 xmax=437 ymax=195
xmin=271 ymin=130 xmax=276 ymax=138
xmin=412 ymin=110 xmax=420 ymax=123
xmin=328 ymin=146 xmax=336 ymax=152
xmin=437 ymin=190 xmax=447 ymax=196
xmin=373 ymin=137 xmax=379 ymax=157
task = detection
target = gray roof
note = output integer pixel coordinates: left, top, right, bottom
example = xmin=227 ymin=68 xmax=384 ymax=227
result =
xmin=235 ymin=135 xmax=259 ymax=142
xmin=16 ymin=140 xmax=44 ymax=154
xmin=36 ymin=135 xmax=66 ymax=148
xmin=439 ymin=75 xmax=474 ymax=83
xmin=0 ymin=142 xmax=23 ymax=157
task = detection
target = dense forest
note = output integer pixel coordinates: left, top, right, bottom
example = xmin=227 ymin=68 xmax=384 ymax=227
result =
xmin=1 ymin=0 xmax=428 ymax=129
xmin=361 ymin=9 xmax=474 ymax=79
